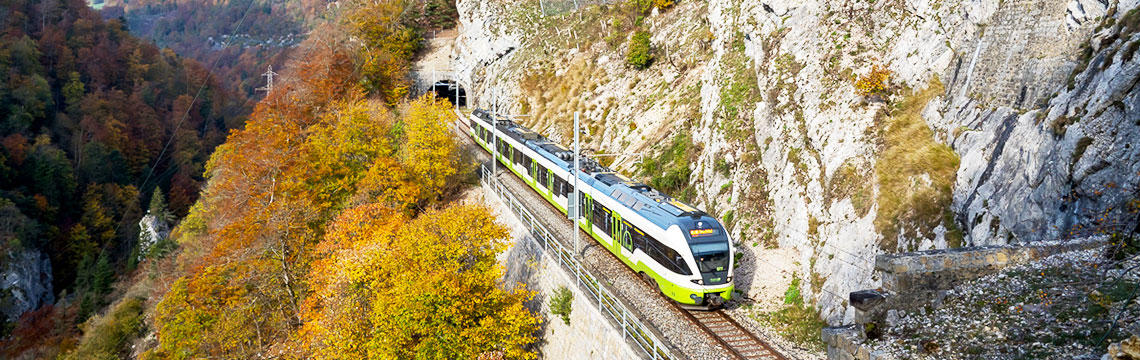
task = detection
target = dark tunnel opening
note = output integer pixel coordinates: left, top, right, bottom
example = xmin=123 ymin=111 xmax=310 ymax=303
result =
xmin=432 ymin=80 xmax=466 ymax=107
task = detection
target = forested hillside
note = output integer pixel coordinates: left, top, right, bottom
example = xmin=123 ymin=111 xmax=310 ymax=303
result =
xmin=3 ymin=0 xmax=539 ymax=358
xmin=103 ymin=0 xmax=313 ymax=99
xmin=0 ymin=0 xmax=243 ymax=345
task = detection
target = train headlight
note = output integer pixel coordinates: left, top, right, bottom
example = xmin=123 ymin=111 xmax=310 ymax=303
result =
xmin=691 ymin=279 xmax=703 ymax=285
xmin=727 ymin=276 xmax=732 ymax=283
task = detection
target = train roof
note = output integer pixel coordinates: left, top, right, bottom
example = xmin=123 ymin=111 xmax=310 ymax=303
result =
xmin=472 ymin=109 xmax=722 ymax=236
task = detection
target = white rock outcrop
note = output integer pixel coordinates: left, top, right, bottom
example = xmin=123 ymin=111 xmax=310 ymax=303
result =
xmin=137 ymin=213 xmax=171 ymax=261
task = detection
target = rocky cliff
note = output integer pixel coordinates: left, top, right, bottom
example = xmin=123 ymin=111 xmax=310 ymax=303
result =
xmin=0 ymin=249 xmax=53 ymax=322
xmin=452 ymin=0 xmax=1140 ymax=325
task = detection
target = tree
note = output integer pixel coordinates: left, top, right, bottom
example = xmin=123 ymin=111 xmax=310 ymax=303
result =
xmin=23 ymin=135 xmax=75 ymax=207
xmin=148 ymin=187 xmax=171 ymax=222
xmin=626 ymin=31 xmax=653 ymax=69
xmin=401 ymin=95 xmax=466 ymax=206
xmin=63 ymin=71 xmax=85 ymax=113
xmin=300 ymin=204 xmax=539 ymax=359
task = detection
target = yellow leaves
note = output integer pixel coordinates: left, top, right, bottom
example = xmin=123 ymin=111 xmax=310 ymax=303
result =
xmin=292 ymin=100 xmax=395 ymax=213
xmin=401 ymin=95 xmax=467 ymax=205
xmin=151 ymin=3 xmax=535 ymax=357
xmin=301 ymin=204 xmax=539 ymax=359
xmin=855 ymin=64 xmax=891 ymax=97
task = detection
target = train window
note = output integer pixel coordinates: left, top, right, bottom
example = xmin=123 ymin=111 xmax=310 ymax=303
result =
xmin=631 ymin=227 xmax=648 ymax=250
xmin=580 ymin=192 xmax=587 ymax=218
xmin=592 ymin=203 xmax=608 ymax=231
xmin=620 ymin=220 xmax=633 ymax=251
xmin=537 ymin=166 xmax=548 ymax=188
xmin=645 ymin=237 xmax=692 ymax=275
xmin=557 ymin=177 xmax=570 ymax=198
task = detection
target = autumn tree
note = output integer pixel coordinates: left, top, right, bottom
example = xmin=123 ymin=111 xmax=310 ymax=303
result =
xmin=401 ymin=94 xmax=469 ymax=206
xmin=301 ymin=204 xmax=539 ymax=359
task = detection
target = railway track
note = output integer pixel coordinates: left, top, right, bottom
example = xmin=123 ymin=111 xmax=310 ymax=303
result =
xmin=451 ymin=110 xmax=789 ymax=360
xmin=675 ymin=307 xmax=785 ymax=360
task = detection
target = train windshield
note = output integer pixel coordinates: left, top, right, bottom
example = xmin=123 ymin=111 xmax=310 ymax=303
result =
xmin=691 ymin=242 xmax=730 ymax=273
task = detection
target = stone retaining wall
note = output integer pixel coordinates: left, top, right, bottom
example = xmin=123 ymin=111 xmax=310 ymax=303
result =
xmin=821 ymin=326 xmax=893 ymax=360
xmin=875 ymin=237 xmax=1108 ymax=310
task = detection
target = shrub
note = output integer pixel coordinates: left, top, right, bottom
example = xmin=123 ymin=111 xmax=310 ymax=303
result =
xmin=626 ymin=31 xmax=653 ymax=69
xmin=549 ymin=286 xmax=574 ymax=325
xmin=714 ymin=158 xmax=732 ymax=177
xmin=66 ymin=297 xmax=145 ymax=359
xmin=1051 ymin=116 xmax=1075 ymax=138
xmin=640 ymin=133 xmax=697 ymax=201
xmin=854 ymin=64 xmax=891 ymax=97
xmin=653 ymin=0 xmax=674 ymax=9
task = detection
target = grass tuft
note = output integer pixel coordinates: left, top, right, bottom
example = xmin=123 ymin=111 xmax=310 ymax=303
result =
xmin=65 ymin=297 xmax=146 ymax=359
xmin=874 ymin=78 xmax=962 ymax=251
xmin=757 ymin=277 xmax=826 ymax=350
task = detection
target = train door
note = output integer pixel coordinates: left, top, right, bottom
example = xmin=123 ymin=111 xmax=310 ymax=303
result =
xmin=611 ymin=212 xmax=621 ymax=247
xmin=582 ymin=193 xmax=592 ymax=234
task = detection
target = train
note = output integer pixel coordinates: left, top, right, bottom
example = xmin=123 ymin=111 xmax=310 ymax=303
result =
xmin=467 ymin=109 xmax=735 ymax=308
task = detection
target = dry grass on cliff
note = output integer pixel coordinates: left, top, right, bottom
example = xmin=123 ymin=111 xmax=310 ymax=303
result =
xmin=874 ymin=78 xmax=963 ymax=251
xmin=518 ymin=59 xmax=601 ymax=140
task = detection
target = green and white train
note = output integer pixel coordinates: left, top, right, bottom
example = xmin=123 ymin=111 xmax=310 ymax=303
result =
xmin=468 ymin=109 xmax=734 ymax=307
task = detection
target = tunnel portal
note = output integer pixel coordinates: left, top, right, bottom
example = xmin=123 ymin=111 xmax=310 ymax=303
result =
xmin=432 ymin=80 xmax=466 ymax=107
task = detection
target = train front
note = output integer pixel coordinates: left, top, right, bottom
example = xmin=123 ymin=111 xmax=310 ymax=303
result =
xmin=679 ymin=215 xmax=735 ymax=308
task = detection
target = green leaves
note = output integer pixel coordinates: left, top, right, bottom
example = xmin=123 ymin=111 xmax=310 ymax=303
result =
xmin=626 ymin=30 xmax=653 ymax=69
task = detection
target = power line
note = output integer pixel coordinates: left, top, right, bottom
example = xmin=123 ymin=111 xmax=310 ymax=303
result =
xmin=136 ymin=0 xmax=259 ymax=196
xmin=97 ymin=0 xmax=261 ymax=260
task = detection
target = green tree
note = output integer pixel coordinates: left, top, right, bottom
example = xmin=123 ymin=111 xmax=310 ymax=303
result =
xmin=63 ymin=71 xmax=86 ymax=113
xmin=24 ymin=135 xmax=76 ymax=207
xmin=626 ymin=31 xmax=653 ymax=69
xmin=148 ymin=187 xmax=171 ymax=221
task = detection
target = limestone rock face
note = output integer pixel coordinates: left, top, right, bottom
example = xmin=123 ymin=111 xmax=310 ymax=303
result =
xmin=0 ymin=249 xmax=53 ymax=322
xmin=138 ymin=213 xmax=171 ymax=261
xmin=453 ymin=0 xmax=1140 ymax=323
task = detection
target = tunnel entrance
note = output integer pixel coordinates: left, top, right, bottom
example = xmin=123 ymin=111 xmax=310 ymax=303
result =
xmin=432 ymin=80 xmax=466 ymax=107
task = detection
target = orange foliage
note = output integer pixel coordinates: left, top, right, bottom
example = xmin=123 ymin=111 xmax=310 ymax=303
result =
xmin=144 ymin=3 xmax=536 ymax=359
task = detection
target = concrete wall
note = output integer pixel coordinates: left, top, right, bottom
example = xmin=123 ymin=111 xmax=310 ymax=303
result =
xmin=486 ymin=189 xmax=641 ymax=359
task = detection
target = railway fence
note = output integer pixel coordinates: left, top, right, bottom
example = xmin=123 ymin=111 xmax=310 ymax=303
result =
xmin=480 ymin=165 xmax=679 ymax=360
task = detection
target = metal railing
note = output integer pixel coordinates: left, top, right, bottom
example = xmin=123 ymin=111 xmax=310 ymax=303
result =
xmin=481 ymin=165 xmax=677 ymax=360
